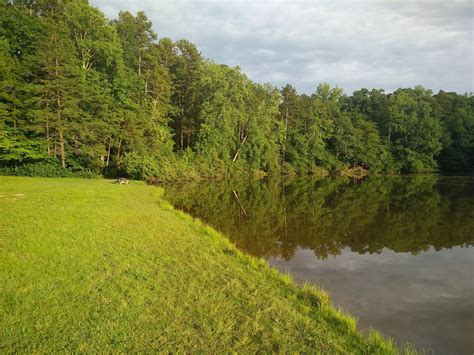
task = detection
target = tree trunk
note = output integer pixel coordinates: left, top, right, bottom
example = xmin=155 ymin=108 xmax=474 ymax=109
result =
xmin=55 ymin=82 xmax=64 ymax=167
xmin=138 ymin=54 xmax=142 ymax=75
xmin=46 ymin=120 xmax=51 ymax=156
xmin=117 ymin=137 xmax=122 ymax=167
xmin=59 ymin=128 xmax=66 ymax=169
xmin=180 ymin=103 xmax=185 ymax=149
xmin=106 ymin=141 xmax=111 ymax=168
xmin=233 ymin=134 xmax=248 ymax=162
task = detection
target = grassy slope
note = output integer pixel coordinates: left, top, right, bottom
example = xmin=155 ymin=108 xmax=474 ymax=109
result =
xmin=0 ymin=176 xmax=395 ymax=353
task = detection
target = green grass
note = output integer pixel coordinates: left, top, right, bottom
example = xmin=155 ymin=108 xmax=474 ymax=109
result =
xmin=0 ymin=176 xmax=396 ymax=352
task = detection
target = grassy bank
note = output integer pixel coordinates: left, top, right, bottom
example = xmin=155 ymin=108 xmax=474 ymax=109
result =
xmin=0 ymin=176 xmax=395 ymax=352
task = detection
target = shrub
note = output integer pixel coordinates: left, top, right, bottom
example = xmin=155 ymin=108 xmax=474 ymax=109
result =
xmin=0 ymin=161 xmax=100 ymax=179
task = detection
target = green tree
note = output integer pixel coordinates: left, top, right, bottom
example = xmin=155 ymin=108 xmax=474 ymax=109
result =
xmin=170 ymin=39 xmax=203 ymax=149
xmin=435 ymin=91 xmax=474 ymax=171
xmin=114 ymin=10 xmax=157 ymax=76
xmin=387 ymin=87 xmax=442 ymax=172
xmin=279 ymin=84 xmax=299 ymax=165
xmin=0 ymin=38 xmax=43 ymax=164
xmin=28 ymin=18 xmax=84 ymax=169
xmin=0 ymin=2 xmax=471 ymax=178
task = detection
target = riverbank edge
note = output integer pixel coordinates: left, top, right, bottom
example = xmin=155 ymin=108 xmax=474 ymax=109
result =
xmin=153 ymin=182 xmax=399 ymax=353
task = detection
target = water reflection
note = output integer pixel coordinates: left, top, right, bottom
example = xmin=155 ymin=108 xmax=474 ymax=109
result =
xmin=164 ymin=175 xmax=474 ymax=259
xmin=163 ymin=175 xmax=474 ymax=353
xmin=270 ymin=246 xmax=474 ymax=354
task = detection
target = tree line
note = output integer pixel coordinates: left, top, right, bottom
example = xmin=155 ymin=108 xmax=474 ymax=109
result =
xmin=1 ymin=1 xmax=473 ymax=180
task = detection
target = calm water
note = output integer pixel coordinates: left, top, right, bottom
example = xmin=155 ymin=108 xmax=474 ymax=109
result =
xmin=163 ymin=175 xmax=474 ymax=354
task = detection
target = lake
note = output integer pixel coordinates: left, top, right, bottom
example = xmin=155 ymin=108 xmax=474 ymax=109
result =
xmin=163 ymin=175 xmax=474 ymax=354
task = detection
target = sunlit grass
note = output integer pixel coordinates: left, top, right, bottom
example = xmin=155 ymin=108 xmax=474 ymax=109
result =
xmin=0 ymin=176 xmax=396 ymax=352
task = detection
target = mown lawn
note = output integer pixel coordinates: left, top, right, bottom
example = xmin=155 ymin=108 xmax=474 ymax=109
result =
xmin=0 ymin=176 xmax=396 ymax=352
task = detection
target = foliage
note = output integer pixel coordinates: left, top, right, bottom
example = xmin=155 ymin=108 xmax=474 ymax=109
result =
xmin=0 ymin=160 xmax=99 ymax=178
xmin=0 ymin=2 xmax=472 ymax=178
xmin=386 ymin=87 xmax=442 ymax=172
xmin=435 ymin=91 xmax=474 ymax=171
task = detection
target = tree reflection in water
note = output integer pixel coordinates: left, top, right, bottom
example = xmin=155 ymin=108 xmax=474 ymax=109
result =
xmin=163 ymin=175 xmax=474 ymax=260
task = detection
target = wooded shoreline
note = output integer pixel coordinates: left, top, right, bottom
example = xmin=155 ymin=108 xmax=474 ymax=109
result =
xmin=1 ymin=2 xmax=473 ymax=183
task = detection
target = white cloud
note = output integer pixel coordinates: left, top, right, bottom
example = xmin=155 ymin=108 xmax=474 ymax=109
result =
xmin=90 ymin=0 xmax=473 ymax=94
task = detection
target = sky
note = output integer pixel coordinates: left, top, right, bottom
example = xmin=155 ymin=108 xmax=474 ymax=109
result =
xmin=90 ymin=0 xmax=473 ymax=95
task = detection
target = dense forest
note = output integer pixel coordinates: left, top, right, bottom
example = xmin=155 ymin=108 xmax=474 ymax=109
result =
xmin=1 ymin=1 xmax=473 ymax=180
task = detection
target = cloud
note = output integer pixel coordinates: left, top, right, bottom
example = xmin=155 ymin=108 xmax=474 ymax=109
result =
xmin=90 ymin=0 xmax=473 ymax=94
